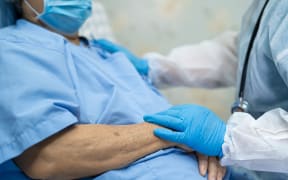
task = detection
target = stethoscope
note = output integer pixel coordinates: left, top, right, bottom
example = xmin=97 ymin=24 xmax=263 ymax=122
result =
xmin=231 ymin=0 xmax=270 ymax=113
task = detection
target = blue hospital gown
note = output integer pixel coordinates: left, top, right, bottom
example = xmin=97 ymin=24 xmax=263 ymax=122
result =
xmin=0 ymin=20 xmax=212 ymax=179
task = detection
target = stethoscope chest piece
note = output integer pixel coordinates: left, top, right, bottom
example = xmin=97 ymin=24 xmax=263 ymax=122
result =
xmin=231 ymin=98 xmax=249 ymax=113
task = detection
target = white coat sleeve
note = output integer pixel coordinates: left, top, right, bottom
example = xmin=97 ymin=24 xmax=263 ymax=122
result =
xmin=144 ymin=31 xmax=239 ymax=89
xmin=221 ymin=108 xmax=288 ymax=173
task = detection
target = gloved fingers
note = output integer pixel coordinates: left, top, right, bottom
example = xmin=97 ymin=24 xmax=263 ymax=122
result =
xmin=156 ymin=104 xmax=206 ymax=117
xmin=208 ymin=157 xmax=219 ymax=180
xmin=168 ymin=104 xmax=201 ymax=111
xmin=96 ymin=39 xmax=121 ymax=53
xmin=135 ymin=59 xmax=149 ymax=76
xmin=154 ymin=109 xmax=182 ymax=119
xmin=196 ymin=153 xmax=208 ymax=177
xmin=144 ymin=114 xmax=185 ymax=131
xmin=154 ymin=128 xmax=183 ymax=143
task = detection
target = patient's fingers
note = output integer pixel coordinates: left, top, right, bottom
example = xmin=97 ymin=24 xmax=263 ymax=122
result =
xmin=208 ymin=157 xmax=218 ymax=180
xmin=196 ymin=155 xmax=226 ymax=180
xmin=196 ymin=153 xmax=208 ymax=176
xmin=217 ymin=165 xmax=226 ymax=180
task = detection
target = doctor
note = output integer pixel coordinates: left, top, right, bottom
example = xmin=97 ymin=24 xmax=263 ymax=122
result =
xmin=98 ymin=0 xmax=288 ymax=173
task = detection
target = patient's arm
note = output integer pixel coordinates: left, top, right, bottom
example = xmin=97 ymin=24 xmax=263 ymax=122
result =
xmin=15 ymin=123 xmax=173 ymax=180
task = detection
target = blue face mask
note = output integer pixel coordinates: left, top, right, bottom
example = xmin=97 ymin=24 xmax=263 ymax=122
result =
xmin=24 ymin=0 xmax=92 ymax=35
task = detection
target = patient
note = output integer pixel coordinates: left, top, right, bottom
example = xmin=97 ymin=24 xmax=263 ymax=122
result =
xmin=0 ymin=0 xmax=227 ymax=179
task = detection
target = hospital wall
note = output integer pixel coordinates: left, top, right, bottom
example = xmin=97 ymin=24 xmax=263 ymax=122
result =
xmin=101 ymin=0 xmax=252 ymax=120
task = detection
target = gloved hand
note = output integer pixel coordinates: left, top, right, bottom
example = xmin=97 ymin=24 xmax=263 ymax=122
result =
xmin=144 ymin=104 xmax=226 ymax=157
xmin=96 ymin=39 xmax=149 ymax=76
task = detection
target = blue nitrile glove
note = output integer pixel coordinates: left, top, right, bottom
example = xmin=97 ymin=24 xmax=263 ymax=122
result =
xmin=144 ymin=104 xmax=226 ymax=157
xmin=96 ymin=39 xmax=149 ymax=76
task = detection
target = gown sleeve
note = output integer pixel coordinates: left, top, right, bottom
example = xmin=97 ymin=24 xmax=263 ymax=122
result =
xmin=144 ymin=31 xmax=239 ymax=89
xmin=0 ymin=39 xmax=79 ymax=164
xmin=221 ymin=109 xmax=288 ymax=173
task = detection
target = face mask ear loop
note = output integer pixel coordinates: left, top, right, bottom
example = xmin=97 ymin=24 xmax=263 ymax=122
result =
xmin=23 ymin=0 xmax=41 ymax=17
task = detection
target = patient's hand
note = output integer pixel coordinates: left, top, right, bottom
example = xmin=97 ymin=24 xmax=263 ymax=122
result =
xmin=175 ymin=145 xmax=226 ymax=180
xmin=196 ymin=153 xmax=226 ymax=180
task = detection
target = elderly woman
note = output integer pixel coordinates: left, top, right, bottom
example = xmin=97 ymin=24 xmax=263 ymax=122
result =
xmin=0 ymin=0 xmax=227 ymax=179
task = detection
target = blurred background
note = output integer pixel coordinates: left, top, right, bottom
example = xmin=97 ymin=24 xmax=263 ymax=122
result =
xmin=99 ymin=0 xmax=252 ymax=120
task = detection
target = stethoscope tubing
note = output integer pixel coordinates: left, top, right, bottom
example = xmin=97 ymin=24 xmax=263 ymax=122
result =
xmin=232 ymin=0 xmax=270 ymax=113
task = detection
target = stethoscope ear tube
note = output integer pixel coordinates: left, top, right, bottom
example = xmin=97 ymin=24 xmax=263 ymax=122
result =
xmin=231 ymin=0 xmax=269 ymax=114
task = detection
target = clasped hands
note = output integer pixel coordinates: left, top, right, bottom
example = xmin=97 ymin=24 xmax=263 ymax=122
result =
xmin=144 ymin=104 xmax=227 ymax=180
xmin=97 ymin=40 xmax=227 ymax=179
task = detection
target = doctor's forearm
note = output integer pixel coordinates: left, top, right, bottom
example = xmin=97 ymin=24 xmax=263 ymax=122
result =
xmin=147 ymin=31 xmax=239 ymax=89
xmin=14 ymin=123 xmax=173 ymax=179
